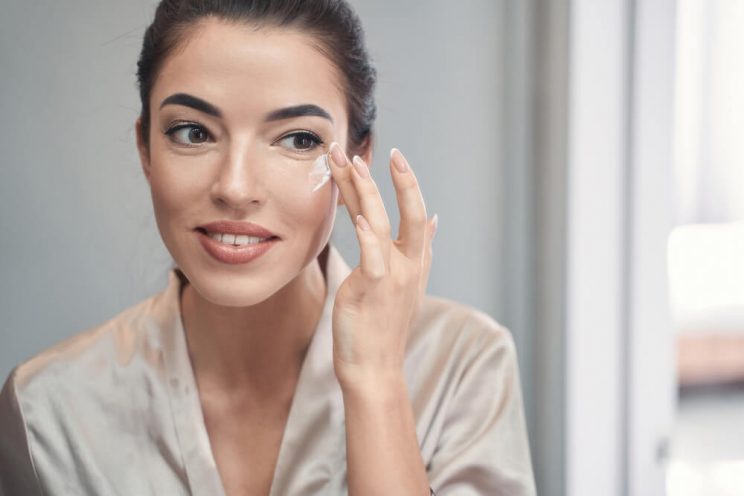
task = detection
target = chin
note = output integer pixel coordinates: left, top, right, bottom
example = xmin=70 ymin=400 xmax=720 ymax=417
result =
xmin=188 ymin=271 xmax=289 ymax=308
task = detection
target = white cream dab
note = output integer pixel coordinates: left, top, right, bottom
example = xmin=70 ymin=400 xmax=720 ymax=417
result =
xmin=308 ymin=153 xmax=332 ymax=192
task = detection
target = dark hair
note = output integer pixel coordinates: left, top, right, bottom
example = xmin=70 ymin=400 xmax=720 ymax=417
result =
xmin=136 ymin=0 xmax=377 ymax=156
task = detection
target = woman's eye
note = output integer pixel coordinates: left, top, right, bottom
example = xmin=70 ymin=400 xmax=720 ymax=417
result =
xmin=164 ymin=124 xmax=211 ymax=146
xmin=276 ymin=131 xmax=323 ymax=152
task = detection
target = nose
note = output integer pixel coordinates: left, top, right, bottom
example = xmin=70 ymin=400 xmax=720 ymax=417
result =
xmin=210 ymin=141 xmax=266 ymax=211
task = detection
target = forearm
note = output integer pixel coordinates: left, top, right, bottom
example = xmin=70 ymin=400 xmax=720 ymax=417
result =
xmin=341 ymin=373 xmax=430 ymax=496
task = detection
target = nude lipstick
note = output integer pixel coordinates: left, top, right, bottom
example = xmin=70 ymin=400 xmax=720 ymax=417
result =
xmin=194 ymin=220 xmax=280 ymax=265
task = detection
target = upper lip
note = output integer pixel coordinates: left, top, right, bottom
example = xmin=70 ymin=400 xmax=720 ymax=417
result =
xmin=196 ymin=220 xmax=279 ymax=238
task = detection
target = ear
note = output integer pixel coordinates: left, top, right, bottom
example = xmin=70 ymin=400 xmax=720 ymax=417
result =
xmin=135 ymin=118 xmax=151 ymax=183
xmin=359 ymin=133 xmax=374 ymax=166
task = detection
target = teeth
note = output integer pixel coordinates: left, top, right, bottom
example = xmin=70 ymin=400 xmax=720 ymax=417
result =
xmin=207 ymin=232 xmax=270 ymax=246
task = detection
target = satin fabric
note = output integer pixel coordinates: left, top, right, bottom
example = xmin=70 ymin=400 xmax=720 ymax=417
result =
xmin=0 ymin=243 xmax=536 ymax=495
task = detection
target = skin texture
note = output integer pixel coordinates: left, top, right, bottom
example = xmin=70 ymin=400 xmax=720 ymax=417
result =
xmin=135 ymin=17 xmax=436 ymax=496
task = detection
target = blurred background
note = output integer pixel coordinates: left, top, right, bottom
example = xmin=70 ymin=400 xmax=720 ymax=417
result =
xmin=1 ymin=1 xmax=741 ymax=495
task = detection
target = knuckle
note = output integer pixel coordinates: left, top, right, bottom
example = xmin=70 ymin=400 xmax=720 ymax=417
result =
xmin=362 ymin=176 xmax=379 ymax=191
xmin=410 ymin=209 xmax=427 ymax=225
xmin=366 ymin=266 xmax=386 ymax=280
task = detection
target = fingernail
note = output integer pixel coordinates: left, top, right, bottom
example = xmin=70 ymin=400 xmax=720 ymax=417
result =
xmin=356 ymin=214 xmax=371 ymax=231
xmin=391 ymin=148 xmax=408 ymax=173
xmin=431 ymin=214 xmax=439 ymax=237
xmin=352 ymin=155 xmax=369 ymax=178
xmin=329 ymin=142 xmax=347 ymax=168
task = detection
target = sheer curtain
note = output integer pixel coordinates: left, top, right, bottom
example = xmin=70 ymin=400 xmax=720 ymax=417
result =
xmin=670 ymin=0 xmax=744 ymax=330
xmin=674 ymin=0 xmax=744 ymax=226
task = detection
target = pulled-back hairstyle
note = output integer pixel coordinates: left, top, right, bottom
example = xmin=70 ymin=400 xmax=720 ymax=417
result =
xmin=136 ymin=0 xmax=377 ymax=156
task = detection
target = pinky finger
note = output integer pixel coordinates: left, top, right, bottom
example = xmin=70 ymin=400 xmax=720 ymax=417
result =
xmin=419 ymin=214 xmax=437 ymax=299
xmin=355 ymin=214 xmax=386 ymax=280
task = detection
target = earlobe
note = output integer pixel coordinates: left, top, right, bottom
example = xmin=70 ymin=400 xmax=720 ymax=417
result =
xmin=134 ymin=118 xmax=151 ymax=183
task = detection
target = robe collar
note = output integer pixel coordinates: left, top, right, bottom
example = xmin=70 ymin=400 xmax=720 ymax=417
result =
xmin=157 ymin=243 xmax=351 ymax=495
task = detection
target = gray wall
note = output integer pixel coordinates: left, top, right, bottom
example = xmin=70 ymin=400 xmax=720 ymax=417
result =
xmin=1 ymin=0 xmax=514 ymax=390
xmin=1 ymin=1 xmax=172 ymax=376
xmin=2 ymin=0 xmax=535 ymax=480
xmin=344 ymin=0 xmax=507 ymax=325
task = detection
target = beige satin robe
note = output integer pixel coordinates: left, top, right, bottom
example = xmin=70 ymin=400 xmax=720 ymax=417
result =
xmin=0 ymin=243 xmax=536 ymax=495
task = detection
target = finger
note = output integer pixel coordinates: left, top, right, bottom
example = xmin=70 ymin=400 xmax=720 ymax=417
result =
xmin=355 ymin=214 xmax=386 ymax=280
xmin=414 ymin=214 xmax=437 ymax=327
xmin=390 ymin=148 xmax=428 ymax=260
xmin=419 ymin=213 xmax=437 ymax=299
xmin=350 ymin=155 xmax=392 ymax=266
xmin=328 ymin=142 xmax=363 ymax=222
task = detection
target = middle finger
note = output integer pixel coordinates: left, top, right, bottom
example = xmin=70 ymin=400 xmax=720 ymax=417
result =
xmin=349 ymin=155 xmax=392 ymax=266
xmin=350 ymin=153 xmax=391 ymax=228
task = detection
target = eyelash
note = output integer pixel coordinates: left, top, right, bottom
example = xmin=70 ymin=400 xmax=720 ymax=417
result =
xmin=163 ymin=122 xmax=324 ymax=152
xmin=164 ymin=121 xmax=211 ymax=147
xmin=274 ymin=130 xmax=324 ymax=152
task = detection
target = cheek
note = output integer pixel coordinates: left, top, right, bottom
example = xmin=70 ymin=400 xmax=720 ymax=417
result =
xmin=268 ymin=168 xmax=338 ymax=229
xmin=148 ymin=156 xmax=208 ymax=227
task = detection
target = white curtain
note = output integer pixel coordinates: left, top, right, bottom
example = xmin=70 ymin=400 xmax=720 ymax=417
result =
xmin=674 ymin=0 xmax=744 ymax=225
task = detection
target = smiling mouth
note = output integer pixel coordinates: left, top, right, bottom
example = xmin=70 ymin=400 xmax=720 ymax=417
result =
xmin=195 ymin=228 xmax=280 ymax=246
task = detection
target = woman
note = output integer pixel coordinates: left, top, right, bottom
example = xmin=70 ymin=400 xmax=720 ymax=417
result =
xmin=0 ymin=1 xmax=535 ymax=495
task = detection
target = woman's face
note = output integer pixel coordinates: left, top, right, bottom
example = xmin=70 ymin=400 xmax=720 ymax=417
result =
xmin=136 ymin=18 xmax=350 ymax=307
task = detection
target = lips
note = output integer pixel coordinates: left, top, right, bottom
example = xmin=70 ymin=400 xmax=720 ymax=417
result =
xmin=195 ymin=229 xmax=279 ymax=265
xmin=195 ymin=220 xmax=279 ymax=239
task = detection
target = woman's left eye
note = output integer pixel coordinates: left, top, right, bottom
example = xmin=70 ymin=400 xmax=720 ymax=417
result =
xmin=275 ymin=131 xmax=323 ymax=152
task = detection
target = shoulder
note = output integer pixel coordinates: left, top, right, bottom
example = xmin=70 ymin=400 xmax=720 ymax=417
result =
xmin=0 ymin=294 xmax=163 ymax=495
xmin=0 ymin=279 xmax=191 ymax=494
xmin=9 ymin=291 xmax=165 ymax=404
xmin=404 ymin=293 xmax=520 ymax=411
xmin=405 ymin=294 xmax=534 ymax=493
xmin=408 ymin=293 xmax=517 ymax=366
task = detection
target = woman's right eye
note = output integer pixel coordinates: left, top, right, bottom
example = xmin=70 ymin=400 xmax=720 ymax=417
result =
xmin=164 ymin=123 xmax=212 ymax=146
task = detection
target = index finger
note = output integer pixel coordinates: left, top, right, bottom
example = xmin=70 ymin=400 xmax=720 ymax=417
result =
xmin=328 ymin=142 xmax=363 ymax=223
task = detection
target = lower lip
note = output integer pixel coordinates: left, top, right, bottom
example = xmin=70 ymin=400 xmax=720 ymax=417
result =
xmin=196 ymin=230 xmax=279 ymax=265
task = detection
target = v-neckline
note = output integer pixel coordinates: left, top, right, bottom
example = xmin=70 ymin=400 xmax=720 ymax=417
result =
xmin=160 ymin=244 xmax=350 ymax=495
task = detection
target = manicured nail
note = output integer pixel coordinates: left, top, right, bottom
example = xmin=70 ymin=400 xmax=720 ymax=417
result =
xmin=391 ymin=148 xmax=408 ymax=173
xmin=329 ymin=142 xmax=347 ymax=167
xmin=352 ymin=155 xmax=369 ymax=178
xmin=431 ymin=214 xmax=439 ymax=237
xmin=356 ymin=214 xmax=371 ymax=231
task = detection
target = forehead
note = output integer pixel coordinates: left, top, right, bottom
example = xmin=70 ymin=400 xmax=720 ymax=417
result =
xmin=152 ymin=18 xmax=347 ymax=123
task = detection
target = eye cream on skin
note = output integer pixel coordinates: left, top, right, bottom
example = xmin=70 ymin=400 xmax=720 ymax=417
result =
xmin=309 ymin=153 xmax=332 ymax=192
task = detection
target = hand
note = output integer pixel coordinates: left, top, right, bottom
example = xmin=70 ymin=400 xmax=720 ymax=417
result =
xmin=326 ymin=142 xmax=438 ymax=390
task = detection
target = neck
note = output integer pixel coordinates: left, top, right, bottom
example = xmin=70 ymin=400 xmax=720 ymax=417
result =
xmin=180 ymin=248 xmax=329 ymax=395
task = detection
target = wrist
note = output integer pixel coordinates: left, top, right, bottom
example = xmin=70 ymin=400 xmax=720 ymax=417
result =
xmin=335 ymin=365 xmax=408 ymax=401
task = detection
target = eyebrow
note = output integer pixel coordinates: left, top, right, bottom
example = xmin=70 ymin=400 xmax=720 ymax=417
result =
xmin=265 ymin=104 xmax=333 ymax=123
xmin=160 ymin=93 xmax=222 ymax=118
xmin=159 ymin=93 xmax=333 ymax=123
